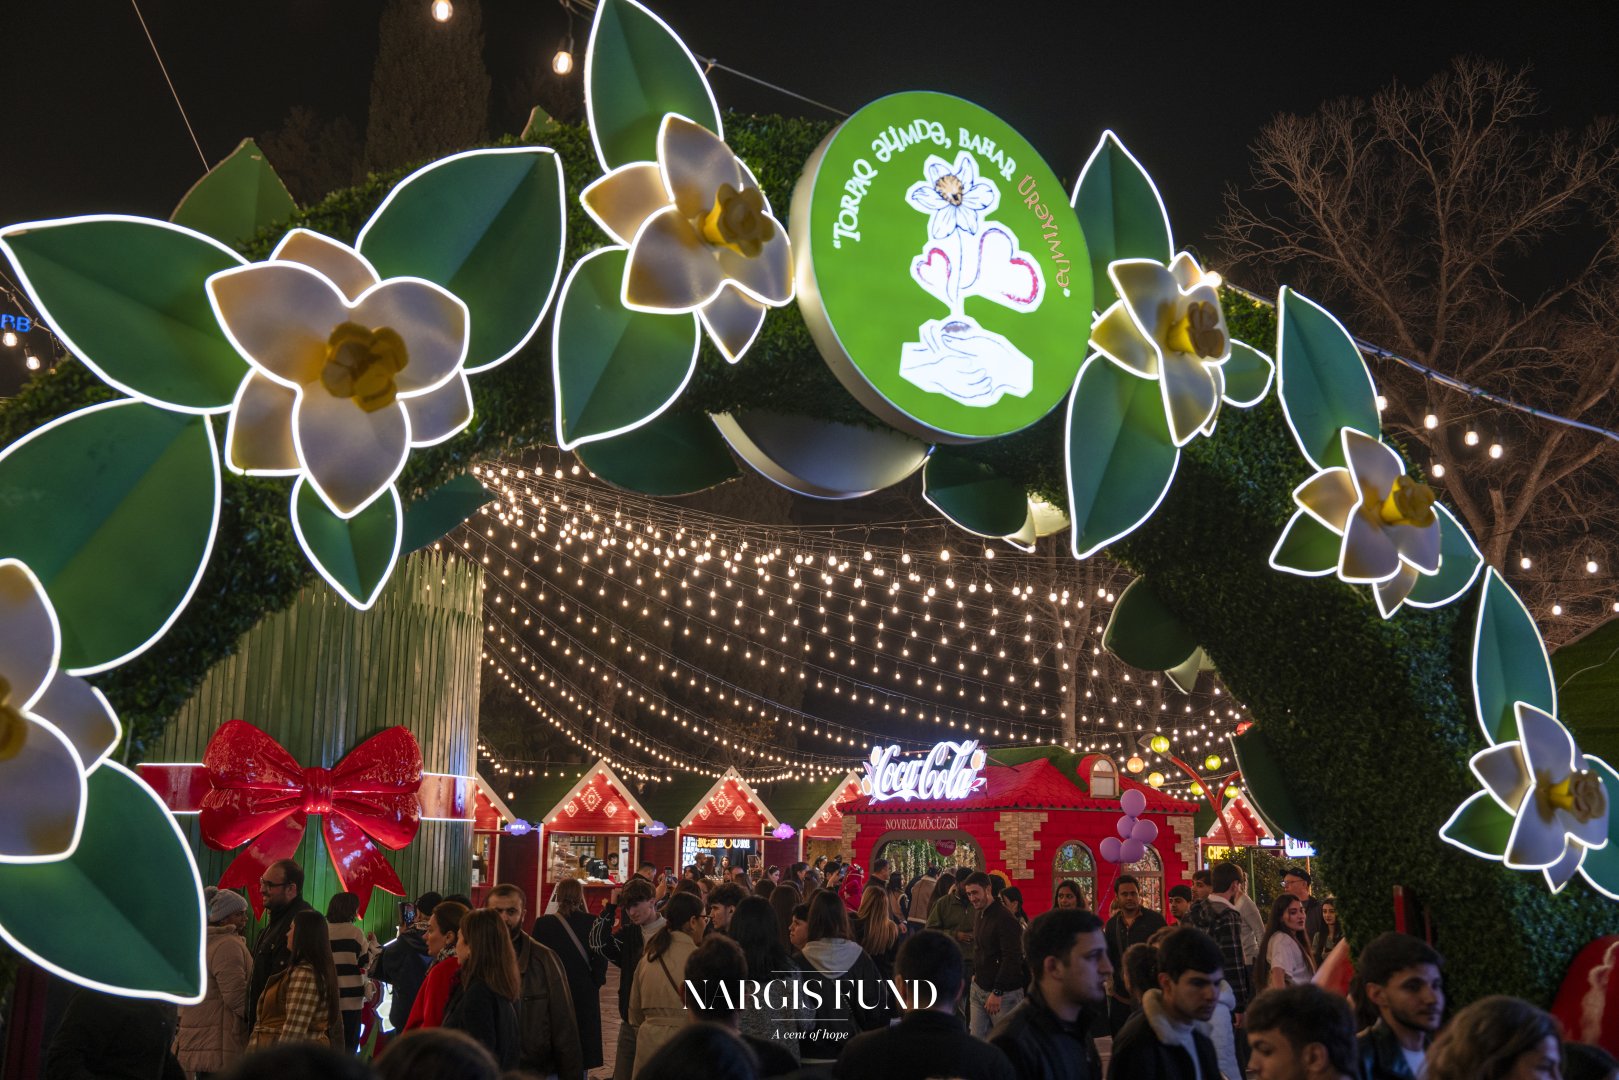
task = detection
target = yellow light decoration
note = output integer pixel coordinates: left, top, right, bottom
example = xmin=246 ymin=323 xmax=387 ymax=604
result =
xmin=1223 ymin=783 xmax=1240 ymax=798
xmin=1150 ymin=735 xmax=1170 ymax=754
xmin=1204 ymin=753 xmax=1222 ymax=771
xmin=1147 ymin=772 xmax=1165 ymax=788
xmin=1189 ymin=781 xmax=1205 ymax=796
xmin=1126 ymin=755 xmax=1145 ymax=774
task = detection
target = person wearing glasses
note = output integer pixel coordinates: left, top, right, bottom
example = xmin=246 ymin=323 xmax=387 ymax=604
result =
xmin=248 ymin=859 xmax=313 ymax=1026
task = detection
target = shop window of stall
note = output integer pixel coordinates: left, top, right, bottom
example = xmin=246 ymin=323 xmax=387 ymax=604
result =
xmin=873 ymin=834 xmax=983 ymax=888
xmin=1121 ymin=845 xmax=1163 ymax=912
xmin=1089 ymin=757 xmax=1119 ymax=799
xmin=1052 ymin=841 xmax=1098 ymax=909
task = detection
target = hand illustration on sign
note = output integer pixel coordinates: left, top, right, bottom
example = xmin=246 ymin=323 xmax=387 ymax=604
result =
xmin=901 ymin=151 xmax=1043 ymax=407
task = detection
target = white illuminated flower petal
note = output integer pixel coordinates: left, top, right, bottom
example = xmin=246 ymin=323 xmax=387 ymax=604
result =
xmin=0 ymin=713 xmax=86 ymax=863
xmin=1471 ymin=742 xmax=1530 ymax=814
xmin=624 ymin=206 xmax=728 ymax=312
xmin=1373 ymin=562 xmax=1421 ymax=618
xmin=1390 ymin=519 xmax=1442 ymax=575
xmin=349 ymin=278 xmax=468 ymax=398
xmin=698 ymin=285 xmax=768 ymax=364
xmin=403 ymin=372 xmax=473 ymax=448
xmin=1340 ymin=510 xmax=1401 ymax=583
xmin=582 ymin=163 xmax=672 ymax=248
xmin=1544 ymin=844 xmax=1587 ymax=893
xmin=30 ymin=671 xmax=119 ymax=771
xmin=292 ymin=391 xmax=410 ymax=519
xmin=1167 ymin=252 xmax=1204 ymax=291
xmin=1110 ymin=260 xmax=1179 ymax=342
xmin=1090 ymin=301 xmax=1156 ymax=377
xmin=714 ymin=230 xmax=793 ymax=306
xmin=224 ymin=373 xmax=300 ymax=474
xmin=1160 ymin=352 xmax=1222 ymax=446
xmin=0 ymin=561 xmax=62 ymax=710
xmin=1343 ymin=428 xmax=1403 ymax=502
xmin=1518 ymin=703 xmax=1578 ymax=783
xmin=270 ymin=230 xmax=381 ymax=302
xmin=659 ymin=114 xmax=744 ymax=220
xmin=1294 ymin=468 xmax=1358 ymax=532
xmin=207 ymin=263 xmax=349 ymax=390
xmin=1505 ymin=796 xmax=1572 ymax=868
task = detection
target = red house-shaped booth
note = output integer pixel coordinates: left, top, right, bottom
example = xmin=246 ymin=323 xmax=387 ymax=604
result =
xmin=639 ymin=767 xmax=778 ymax=878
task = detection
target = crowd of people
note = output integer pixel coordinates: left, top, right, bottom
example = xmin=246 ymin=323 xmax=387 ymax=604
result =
xmin=33 ymin=854 xmax=1619 ymax=1080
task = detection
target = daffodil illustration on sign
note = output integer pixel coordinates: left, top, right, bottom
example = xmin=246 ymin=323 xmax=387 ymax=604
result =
xmin=0 ymin=559 xmax=122 ymax=865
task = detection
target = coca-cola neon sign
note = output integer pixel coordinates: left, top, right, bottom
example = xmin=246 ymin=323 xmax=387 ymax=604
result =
xmin=861 ymin=741 xmax=988 ymax=803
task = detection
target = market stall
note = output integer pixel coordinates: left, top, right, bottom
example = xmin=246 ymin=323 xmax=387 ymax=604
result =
xmin=503 ymin=758 xmax=654 ymax=913
xmin=640 ymin=767 xmax=778 ymax=879
xmin=471 ymin=776 xmax=526 ymax=909
xmin=844 ymin=743 xmax=1199 ymax=916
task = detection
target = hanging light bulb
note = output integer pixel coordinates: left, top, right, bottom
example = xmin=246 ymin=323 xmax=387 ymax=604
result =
xmin=1588 ymin=560 xmax=1600 ymax=574
xmin=1147 ymin=771 xmax=1165 ymax=788
xmin=1 ymin=331 xmax=15 ymax=348
xmin=1552 ymin=603 xmax=1564 ymax=616
xmin=1489 ymin=443 xmax=1503 ymax=459
xmin=552 ymin=36 xmax=575 ymax=75
xmin=1521 ymin=556 xmax=1533 ymax=570
xmin=1431 ymin=463 xmax=1445 ymax=478
xmin=1423 ymin=413 xmax=1438 ymax=430
xmin=1375 ymin=394 xmax=1388 ymax=412
xmin=24 ymin=354 xmax=40 ymax=371
xmin=1464 ymin=430 xmax=1480 ymax=447
xmin=430 ymin=0 xmax=453 ymax=21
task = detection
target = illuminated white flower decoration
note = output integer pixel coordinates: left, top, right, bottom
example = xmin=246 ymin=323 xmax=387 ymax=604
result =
xmin=907 ymin=152 xmax=998 ymax=239
xmin=1451 ymin=702 xmax=1609 ymax=892
xmin=1090 ymin=253 xmax=1230 ymax=445
xmin=1277 ymin=426 xmax=1442 ymax=617
xmin=0 ymin=559 xmax=122 ymax=864
xmin=581 ymin=114 xmax=794 ymax=363
xmin=207 ymin=230 xmax=472 ymax=518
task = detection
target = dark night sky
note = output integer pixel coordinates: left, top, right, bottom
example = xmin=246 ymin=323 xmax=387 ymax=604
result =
xmin=4 ymin=0 xmax=1619 ymax=248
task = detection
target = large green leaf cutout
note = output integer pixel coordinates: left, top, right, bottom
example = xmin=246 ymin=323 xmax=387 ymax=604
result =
xmin=0 ymin=763 xmax=205 ymax=1002
xmin=170 ymin=138 xmax=297 ymax=248
xmin=923 ymin=449 xmax=1032 ymax=540
xmin=402 ymin=474 xmax=494 ymax=553
xmin=0 ymin=400 xmax=221 ymax=674
xmin=1473 ymin=568 xmax=1556 ymax=745
xmin=1222 ymin=340 xmax=1276 ymax=408
xmin=1406 ymin=504 xmax=1484 ymax=609
xmin=1066 ymin=355 xmax=1180 ymax=559
xmin=0 ymin=217 xmax=247 ymax=412
xmin=357 ymin=147 xmax=566 ymax=373
xmin=1269 ymin=511 xmax=1342 ymax=577
xmin=1166 ymin=648 xmax=1213 ymax=694
xmin=576 ymin=411 xmax=739 ymax=496
xmin=1071 ymin=131 xmax=1172 ymax=311
xmin=552 ymin=247 xmax=700 ymax=450
xmin=1276 ymin=287 xmax=1381 ymax=470
xmin=1439 ymin=791 xmax=1514 ymax=860
xmin=1554 ymin=615 xmax=1619 ymax=770
xmin=291 ymin=479 xmax=402 ymax=610
xmin=586 ymin=0 xmax=721 ymax=170
xmin=1230 ymin=725 xmax=1313 ymax=841
xmin=1577 ymin=758 xmax=1619 ymax=898
xmin=1104 ymin=576 xmax=1201 ymax=672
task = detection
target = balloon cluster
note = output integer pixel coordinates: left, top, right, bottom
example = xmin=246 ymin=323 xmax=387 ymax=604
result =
xmin=1101 ymin=788 xmax=1159 ymax=864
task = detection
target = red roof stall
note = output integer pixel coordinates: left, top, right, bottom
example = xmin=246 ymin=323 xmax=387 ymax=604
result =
xmin=843 ymin=745 xmax=1200 ymax=916
xmin=641 ymin=767 xmax=779 ymax=879
xmin=756 ymin=771 xmax=863 ymax=870
xmin=501 ymin=759 xmax=654 ymax=914
xmin=471 ymin=777 xmax=526 ymax=909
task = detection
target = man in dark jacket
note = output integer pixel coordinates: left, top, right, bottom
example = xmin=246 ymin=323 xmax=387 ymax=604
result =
xmin=589 ymin=877 xmax=663 ymax=1080
xmin=836 ymin=930 xmax=1015 ymax=1080
xmin=484 ymin=883 xmax=585 ymax=1079
xmin=45 ymin=989 xmax=185 ymax=1080
xmin=961 ymin=871 xmax=1025 ymax=1038
xmin=374 ymin=890 xmax=440 ymax=1030
xmin=1108 ymin=927 xmax=1224 ymax=1080
xmin=989 ymin=908 xmax=1110 ymax=1079
xmin=1103 ymin=872 xmax=1168 ymax=1032
xmin=1355 ymin=933 xmax=1445 ymax=1080
xmin=246 ymin=858 xmax=313 ymax=1026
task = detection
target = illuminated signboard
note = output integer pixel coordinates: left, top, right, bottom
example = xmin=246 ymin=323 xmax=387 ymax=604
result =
xmin=791 ymin=91 xmax=1092 ymax=442
xmin=1284 ymin=835 xmax=1317 ymax=859
xmin=861 ymin=740 xmax=987 ymax=803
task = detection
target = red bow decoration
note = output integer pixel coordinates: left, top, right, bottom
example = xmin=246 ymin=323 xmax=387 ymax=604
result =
xmin=200 ymin=720 xmax=423 ymax=917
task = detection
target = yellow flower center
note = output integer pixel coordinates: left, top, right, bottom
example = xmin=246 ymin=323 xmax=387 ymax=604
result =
xmin=1378 ymin=475 xmax=1437 ymax=528
xmin=699 ymin=183 xmax=773 ymax=259
xmin=1162 ymin=300 xmax=1226 ymax=359
xmin=1541 ymin=768 xmax=1606 ymax=824
xmin=0 ymin=676 xmax=27 ymax=763
xmin=320 ymin=322 xmax=409 ymax=412
xmin=934 ymin=174 xmax=966 ymax=207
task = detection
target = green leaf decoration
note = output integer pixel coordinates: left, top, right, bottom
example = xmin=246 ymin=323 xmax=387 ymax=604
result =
xmin=1230 ymin=724 xmax=1314 ymax=841
xmin=1406 ymin=504 xmax=1484 ymax=609
xmin=1473 ymin=567 xmax=1556 ymax=745
xmin=552 ymin=247 xmax=700 ymax=450
xmin=1165 ymin=648 xmax=1210 ymax=695
xmin=586 ymin=0 xmax=721 ymax=171
xmin=291 ymin=479 xmax=402 ymax=610
xmin=1276 ymin=287 xmax=1381 ymax=470
xmin=1065 ymin=355 xmax=1181 ymax=559
xmin=1071 ymin=131 xmax=1172 ymax=311
xmin=357 ymin=147 xmax=567 ymax=373
xmin=0 ymin=217 xmax=247 ymax=411
xmin=0 ymin=400 xmax=221 ymax=674
xmin=1576 ymin=758 xmax=1619 ymax=898
xmin=576 ymin=411 xmax=739 ymax=496
xmin=169 ymin=138 xmax=297 ymax=248
xmin=923 ymin=448 xmax=1033 ymax=540
xmin=401 ymin=474 xmax=493 ymax=554
xmin=1104 ymin=576 xmax=1201 ymax=672
xmin=0 ymin=763 xmax=204 ymax=1002
xmin=1439 ymin=790 xmax=1515 ymax=860
xmin=1221 ymin=339 xmax=1275 ymax=408
xmin=1269 ymin=510 xmax=1342 ymax=577
xmin=1553 ymin=615 xmax=1619 ymax=768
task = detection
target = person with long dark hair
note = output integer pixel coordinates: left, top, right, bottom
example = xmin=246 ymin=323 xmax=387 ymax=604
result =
xmin=247 ymin=909 xmax=341 ymax=1049
xmin=731 ymin=895 xmax=811 ymax=1063
xmin=405 ymin=900 xmax=469 ymax=1030
xmin=853 ymin=882 xmax=900 ymax=988
xmin=630 ymin=891 xmax=706 ymax=1074
xmin=324 ymin=891 xmax=377 ymax=1053
xmin=1001 ymin=886 xmax=1029 ymax=928
xmin=442 ymin=908 xmax=522 ymax=1068
xmin=1311 ymin=896 xmax=1344 ymax=968
xmin=531 ymin=878 xmax=605 ymax=1071
xmin=1259 ymin=893 xmax=1316 ymax=989
xmin=1053 ymin=879 xmax=1087 ymax=911
xmin=800 ymin=889 xmax=886 ymax=1066
xmin=1424 ymin=996 xmax=1562 ymax=1080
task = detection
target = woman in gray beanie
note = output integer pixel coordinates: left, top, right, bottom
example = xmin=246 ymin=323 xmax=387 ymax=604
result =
xmin=176 ymin=888 xmax=253 ymax=1077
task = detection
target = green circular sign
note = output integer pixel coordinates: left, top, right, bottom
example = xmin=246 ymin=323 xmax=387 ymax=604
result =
xmin=791 ymin=91 xmax=1093 ymax=442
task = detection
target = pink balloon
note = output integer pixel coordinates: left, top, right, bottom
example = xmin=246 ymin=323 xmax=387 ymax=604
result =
xmin=1120 ymin=789 xmax=1147 ymax=817
xmin=1100 ymin=836 xmax=1123 ymax=863
xmin=1116 ymin=815 xmax=1137 ymax=839
xmin=1131 ymin=818 xmax=1160 ymax=844
xmin=1119 ymin=838 xmax=1145 ymax=864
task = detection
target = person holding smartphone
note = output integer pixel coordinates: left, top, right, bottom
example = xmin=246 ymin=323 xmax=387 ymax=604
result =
xmin=374 ymin=891 xmax=440 ymax=1032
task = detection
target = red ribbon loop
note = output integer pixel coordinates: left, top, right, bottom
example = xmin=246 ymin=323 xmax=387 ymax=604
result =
xmin=200 ymin=720 xmax=424 ymax=917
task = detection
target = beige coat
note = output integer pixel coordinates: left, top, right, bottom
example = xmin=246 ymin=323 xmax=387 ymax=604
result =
xmin=176 ymin=926 xmax=252 ymax=1074
xmin=628 ymin=929 xmax=697 ymax=1076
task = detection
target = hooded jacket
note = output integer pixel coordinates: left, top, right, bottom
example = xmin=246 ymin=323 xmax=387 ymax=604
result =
xmin=798 ymin=937 xmax=887 ymax=1061
xmin=374 ymin=925 xmax=431 ymax=1029
xmin=1106 ymin=989 xmax=1221 ymax=1080
xmin=175 ymin=925 xmax=252 ymax=1074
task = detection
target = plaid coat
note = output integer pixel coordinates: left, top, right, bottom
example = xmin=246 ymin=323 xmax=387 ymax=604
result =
xmin=246 ymin=962 xmax=336 ymax=1049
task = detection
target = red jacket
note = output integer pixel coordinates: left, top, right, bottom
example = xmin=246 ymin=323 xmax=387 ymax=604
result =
xmin=840 ymin=868 xmax=866 ymax=911
xmin=404 ymin=956 xmax=460 ymax=1030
